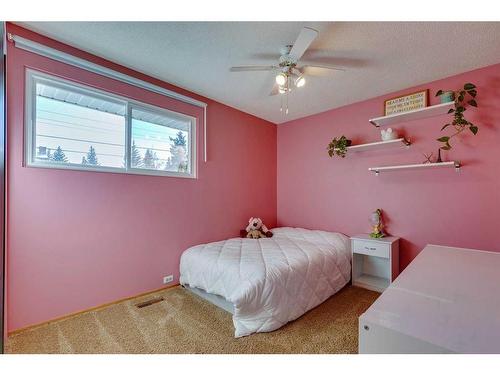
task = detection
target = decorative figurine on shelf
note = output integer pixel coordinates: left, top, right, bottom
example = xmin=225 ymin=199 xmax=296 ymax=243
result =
xmin=422 ymin=149 xmax=443 ymax=164
xmin=436 ymin=148 xmax=443 ymax=163
xmin=380 ymin=128 xmax=398 ymax=141
xmin=370 ymin=209 xmax=385 ymax=238
xmin=422 ymin=152 xmax=434 ymax=164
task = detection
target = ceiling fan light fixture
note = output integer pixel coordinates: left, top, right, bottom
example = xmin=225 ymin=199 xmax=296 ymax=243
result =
xmin=275 ymin=72 xmax=287 ymax=86
xmin=295 ymin=75 xmax=306 ymax=88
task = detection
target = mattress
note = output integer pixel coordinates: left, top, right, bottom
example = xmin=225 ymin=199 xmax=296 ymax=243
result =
xmin=179 ymin=227 xmax=351 ymax=337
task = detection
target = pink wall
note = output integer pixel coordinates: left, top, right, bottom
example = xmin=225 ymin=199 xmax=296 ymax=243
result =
xmin=5 ymin=23 xmax=277 ymax=332
xmin=6 ymin=22 xmax=500 ymax=334
xmin=278 ymin=63 xmax=500 ymax=272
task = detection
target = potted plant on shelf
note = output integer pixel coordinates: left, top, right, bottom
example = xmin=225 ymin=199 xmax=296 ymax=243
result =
xmin=435 ymin=83 xmax=479 ymax=150
xmin=437 ymin=90 xmax=455 ymax=103
xmin=327 ymin=136 xmax=352 ymax=158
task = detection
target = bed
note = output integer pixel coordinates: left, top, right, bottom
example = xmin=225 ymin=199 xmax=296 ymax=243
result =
xmin=179 ymin=227 xmax=351 ymax=337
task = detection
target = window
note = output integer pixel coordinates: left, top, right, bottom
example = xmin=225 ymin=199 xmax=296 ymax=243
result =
xmin=130 ymin=107 xmax=192 ymax=174
xmin=25 ymin=70 xmax=196 ymax=178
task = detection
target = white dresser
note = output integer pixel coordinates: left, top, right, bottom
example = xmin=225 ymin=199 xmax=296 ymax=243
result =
xmin=359 ymin=244 xmax=500 ymax=353
xmin=351 ymin=234 xmax=399 ymax=292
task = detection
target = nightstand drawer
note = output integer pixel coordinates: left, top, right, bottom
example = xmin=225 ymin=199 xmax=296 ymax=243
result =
xmin=352 ymin=239 xmax=390 ymax=258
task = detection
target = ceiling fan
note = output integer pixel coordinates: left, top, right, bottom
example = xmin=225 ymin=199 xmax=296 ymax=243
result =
xmin=230 ymin=27 xmax=345 ymax=114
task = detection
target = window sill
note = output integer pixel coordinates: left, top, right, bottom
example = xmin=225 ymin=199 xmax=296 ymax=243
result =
xmin=25 ymin=161 xmax=197 ymax=179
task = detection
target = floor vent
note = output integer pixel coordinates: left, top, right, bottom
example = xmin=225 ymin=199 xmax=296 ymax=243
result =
xmin=135 ymin=297 xmax=164 ymax=308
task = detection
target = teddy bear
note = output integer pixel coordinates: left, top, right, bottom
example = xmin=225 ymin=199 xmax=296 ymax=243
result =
xmin=245 ymin=217 xmax=273 ymax=239
xmin=247 ymin=228 xmax=266 ymax=239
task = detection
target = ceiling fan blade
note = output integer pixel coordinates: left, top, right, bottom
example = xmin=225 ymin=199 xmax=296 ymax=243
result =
xmin=301 ymin=64 xmax=345 ymax=72
xmin=269 ymin=83 xmax=280 ymax=96
xmin=289 ymin=27 xmax=319 ymax=61
xmin=300 ymin=65 xmax=346 ymax=76
xmin=230 ymin=65 xmax=278 ymax=72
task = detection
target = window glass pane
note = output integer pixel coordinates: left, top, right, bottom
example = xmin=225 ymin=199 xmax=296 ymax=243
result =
xmin=131 ymin=107 xmax=191 ymax=173
xmin=35 ymin=82 xmax=126 ymax=168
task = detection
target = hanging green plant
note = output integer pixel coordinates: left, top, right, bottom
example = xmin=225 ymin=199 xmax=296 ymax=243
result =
xmin=327 ymin=136 xmax=352 ymax=158
xmin=435 ymin=83 xmax=478 ymax=150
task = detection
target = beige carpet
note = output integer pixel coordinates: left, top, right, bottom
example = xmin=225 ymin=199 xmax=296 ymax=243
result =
xmin=6 ymin=285 xmax=379 ymax=354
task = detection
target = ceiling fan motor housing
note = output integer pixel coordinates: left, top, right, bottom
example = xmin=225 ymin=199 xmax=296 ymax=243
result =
xmin=279 ymin=45 xmax=297 ymax=70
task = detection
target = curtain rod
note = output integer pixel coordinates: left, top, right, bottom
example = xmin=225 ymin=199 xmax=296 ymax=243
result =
xmin=8 ymin=33 xmax=208 ymax=162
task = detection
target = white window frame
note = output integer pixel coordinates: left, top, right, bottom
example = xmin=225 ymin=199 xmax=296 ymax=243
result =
xmin=25 ymin=69 xmax=197 ymax=179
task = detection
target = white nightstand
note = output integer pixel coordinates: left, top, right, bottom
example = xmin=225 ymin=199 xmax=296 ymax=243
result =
xmin=351 ymin=234 xmax=400 ymax=292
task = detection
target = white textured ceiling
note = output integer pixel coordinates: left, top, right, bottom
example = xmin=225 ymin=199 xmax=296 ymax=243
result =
xmin=17 ymin=22 xmax=500 ymax=124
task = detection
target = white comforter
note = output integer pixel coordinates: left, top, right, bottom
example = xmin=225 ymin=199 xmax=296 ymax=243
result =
xmin=179 ymin=227 xmax=351 ymax=337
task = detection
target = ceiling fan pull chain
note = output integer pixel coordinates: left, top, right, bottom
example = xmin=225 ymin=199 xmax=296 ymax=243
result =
xmin=286 ymin=87 xmax=289 ymax=115
xmin=285 ymin=75 xmax=290 ymax=115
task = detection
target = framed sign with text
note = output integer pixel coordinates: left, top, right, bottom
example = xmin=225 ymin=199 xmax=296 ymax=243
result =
xmin=384 ymin=89 xmax=429 ymax=116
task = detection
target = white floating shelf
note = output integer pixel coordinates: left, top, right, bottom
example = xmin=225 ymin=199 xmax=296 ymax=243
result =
xmin=369 ymin=102 xmax=455 ymax=127
xmin=346 ymin=138 xmax=411 ymax=152
xmin=369 ymin=161 xmax=460 ymax=175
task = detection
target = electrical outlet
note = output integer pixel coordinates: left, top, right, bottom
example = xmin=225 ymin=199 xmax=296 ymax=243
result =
xmin=163 ymin=275 xmax=174 ymax=284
